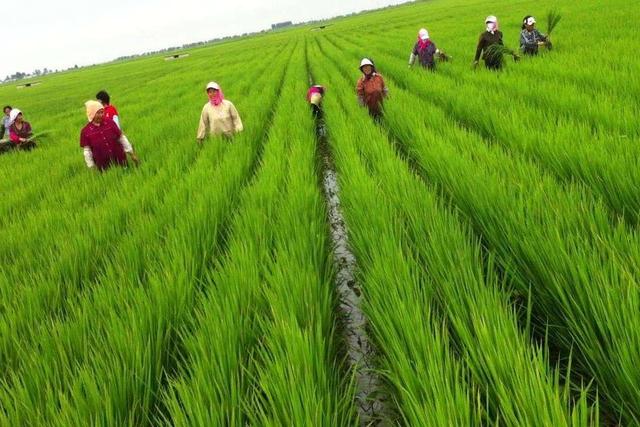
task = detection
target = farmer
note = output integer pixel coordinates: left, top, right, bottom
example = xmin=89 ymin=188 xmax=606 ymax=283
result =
xmin=409 ymin=28 xmax=439 ymax=70
xmin=356 ymin=58 xmax=388 ymax=120
xmin=520 ymin=16 xmax=551 ymax=55
xmin=4 ymin=109 xmax=37 ymax=152
xmin=196 ymin=81 xmax=243 ymax=143
xmin=80 ymin=100 xmax=139 ymax=171
xmin=307 ymin=84 xmax=326 ymax=138
xmin=96 ymin=89 xmax=133 ymax=150
xmin=1 ymin=106 xmax=12 ymax=140
xmin=307 ymin=84 xmax=325 ymax=120
xmin=96 ymin=90 xmax=122 ymax=128
xmin=474 ymin=15 xmax=505 ymax=70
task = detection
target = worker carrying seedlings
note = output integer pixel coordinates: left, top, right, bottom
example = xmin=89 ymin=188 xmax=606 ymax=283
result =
xmin=356 ymin=58 xmax=388 ymax=121
xmin=1 ymin=106 xmax=12 ymax=141
xmin=474 ymin=16 xmax=517 ymax=70
xmin=409 ymin=28 xmax=449 ymax=70
xmin=0 ymin=109 xmax=37 ymax=154
xmin=520 ymin=16 xmax=551 ymax=55
xmin=196 ymin=81 xmax=243 ymax=144
xmin=80 ymin=100 xmax=139 ymax=171
xmin=307 ymin=84 xmax=325 ymax=120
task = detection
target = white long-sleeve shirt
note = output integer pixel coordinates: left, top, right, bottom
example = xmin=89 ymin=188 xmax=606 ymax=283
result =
xmin=196 ymin=100 xmax=243 ymax=139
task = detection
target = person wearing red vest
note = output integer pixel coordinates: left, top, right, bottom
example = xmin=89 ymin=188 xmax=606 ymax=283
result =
xmin=80 ymin=100 xmax=139 ymax=171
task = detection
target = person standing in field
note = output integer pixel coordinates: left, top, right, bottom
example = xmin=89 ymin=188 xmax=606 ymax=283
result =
xmin=356 ymin=58 xmax=388 ymax=121
xmin=409 ymin=29 xmax=440 ymax=70
xmin=96 ymin=90 xmax=122 ymax=128
xmin=80 ymin=100 xmax=139 ymax=171
xmin=196 ymin=82 xmax=243 ymax=144
xmin=96 ymin=90 xmax=134 ymax=150
xmin=307 ymin=84 xmax=326 ymax=137
xmin=474 ymin=16 xmax=504 ymax=70
xmin=1 ymin=106 xmax=12 ymax=141
xmin=2 ymin=109 xmax=37 ymax=152
xmin=307 ymin=84 xmax=325 ymax=120
xmin=520 ymin=16 xmax=551 ymax=55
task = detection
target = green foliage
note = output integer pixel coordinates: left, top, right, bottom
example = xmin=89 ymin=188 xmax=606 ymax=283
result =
xmin=0 ymin=0 xmax=638 ymax=425
xmin=547 ymin=10 xmax=562 ymax=35
xmin=485 ymin=43 xmax=519 ymax=66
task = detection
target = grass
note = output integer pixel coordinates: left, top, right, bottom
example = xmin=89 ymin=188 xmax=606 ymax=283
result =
xmin=0 ymin=0 xmax=638 ymax=424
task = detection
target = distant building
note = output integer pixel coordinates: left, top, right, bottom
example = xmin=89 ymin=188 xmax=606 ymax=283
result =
xmin=271 ymin=21 xmax=293 ymax=30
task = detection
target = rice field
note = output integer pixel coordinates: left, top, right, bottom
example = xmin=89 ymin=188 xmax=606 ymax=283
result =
xmin=1 ymin=0 xmax=639 ymax=425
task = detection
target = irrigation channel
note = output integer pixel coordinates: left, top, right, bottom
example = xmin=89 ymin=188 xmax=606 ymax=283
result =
xmin=313 ymin=105 xmax=389 ymax=426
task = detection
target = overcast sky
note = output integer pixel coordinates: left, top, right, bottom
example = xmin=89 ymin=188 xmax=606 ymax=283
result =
xmin=2 ymin=0 xmax=410 ymax=78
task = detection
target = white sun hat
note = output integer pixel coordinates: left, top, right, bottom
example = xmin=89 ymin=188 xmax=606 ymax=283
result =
xmin=359 ymin=58 xmax=374 ymax=69
xmin=8 ymin=108 xmax=21 ymax=126
xmin=485 ymin=15 xmax=498 ymax=23
xmin=419 ymin=28 xmax=429 ymax=40
xmin=206 ymin=81 xmax=221 ymax=91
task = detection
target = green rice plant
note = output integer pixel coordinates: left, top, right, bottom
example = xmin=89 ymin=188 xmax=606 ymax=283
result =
xmin=320 ymin=33 xmax=640 ymax=422
xmin=164 ymin=43 xmax=355 ymax=427
xmin=312 ymin=35 xmax=597 ymax=426
xmin=333 ymin=30 xmax=640 ymax=226
xmin=484 ymin=44 xmax=520 ymax=66
xmin=0 ymin=42 xmax=289 ymax=390
xmin=0 ymin=0 xmax=638 ymax=424
xmin=308 ymin=37 xmax=479 ymax=425
xmin=547 ymin=10 xmax=562 ymax=35
xmin=0 ymin=44 xmax=295 ymax=426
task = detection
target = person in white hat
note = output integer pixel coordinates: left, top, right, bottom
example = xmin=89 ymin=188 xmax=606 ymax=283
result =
xmin=474 ymin=15 xmax=505 ymax=70
xmin=520 ymin=16 xmax=550 ymax=55
xmin=409 ymin=28 xmax=440 ymax=70
xmin=196 ymin=81 xmax=243 ymax=144
xmin=356 ymin=58 xmax=388 ymax=121
xmin=2 ymin=109 xmax=37 ymax=152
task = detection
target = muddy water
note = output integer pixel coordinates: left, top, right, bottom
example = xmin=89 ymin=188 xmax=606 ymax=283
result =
xmin=317 ymin=120 xmax=389 ymax=426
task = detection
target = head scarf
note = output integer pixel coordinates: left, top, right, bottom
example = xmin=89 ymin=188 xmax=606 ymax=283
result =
xmin=417 ymin=28 xmax=432 ymax=52
xmin=8 ymin=109 xmax=21 ymax=126
xmin=85 ymin=100 xmax=104 ymax=122
xmin=307 ymin=85 xmax=325 ymax=105
xmin=522 ymin=16 xmax=536 ymax=29
xmin=206 ymin=82 xmax=225 ymax=106
xmin=486 ymin=15 xmax=499 ymax=34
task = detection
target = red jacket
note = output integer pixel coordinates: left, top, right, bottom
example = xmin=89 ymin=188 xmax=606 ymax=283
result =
xmin=356 ymin=73 xmax=387 ymax=113
xmin=9 ymin=121 xmax=32 ymax=144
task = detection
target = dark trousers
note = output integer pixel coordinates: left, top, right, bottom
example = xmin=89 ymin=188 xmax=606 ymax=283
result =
xmin=484 ymin=59 xmax=503 ymax=70
xmin=0 ymin=141 xmax=37 ymax=154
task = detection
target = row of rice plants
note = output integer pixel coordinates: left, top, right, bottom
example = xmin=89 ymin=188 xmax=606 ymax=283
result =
xmin=163 ymin=42 xmax=356 ymax=426
xmin=334 ymin=31 xmax=640 ymax=224
xmin=0 ymin=33 xmax=285 ymax=213
xmin=0 ymin=42 xmax=289 ymax=383
xmin=315 ymin=33 xmax=640 ymax=423
xmin=328 ymin=0 xmax=639 ymax=104
xmin=309 ymin=35 xmax=596 ymax=425
xmin=354 ymin=0 xmax=638 ymax=99
xmin=0 ymin=44 xmax=295 ymax=426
